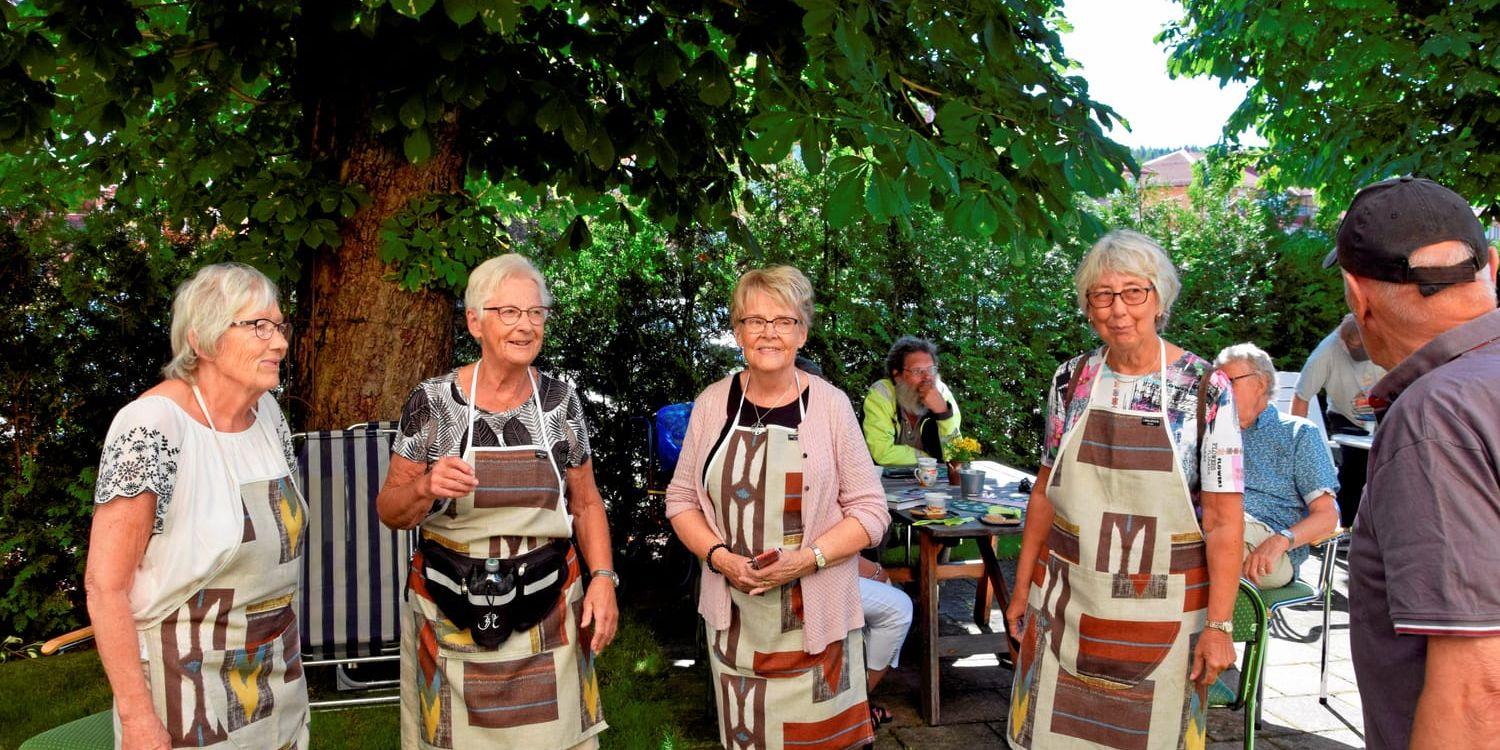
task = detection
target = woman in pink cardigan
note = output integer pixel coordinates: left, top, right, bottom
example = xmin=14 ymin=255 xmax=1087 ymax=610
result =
xmin=666 ymin=265 xmax=891 ymax=749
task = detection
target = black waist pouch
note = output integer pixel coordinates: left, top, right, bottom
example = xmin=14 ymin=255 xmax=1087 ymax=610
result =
xmin=417 ymin=537 xmax=571 ymax=649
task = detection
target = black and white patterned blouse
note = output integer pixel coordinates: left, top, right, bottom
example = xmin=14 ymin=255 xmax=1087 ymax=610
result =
xmin=392 ymin=368 xmax=592 ymax=476
xmin=94 ymin=393 xmax=298 ymax=534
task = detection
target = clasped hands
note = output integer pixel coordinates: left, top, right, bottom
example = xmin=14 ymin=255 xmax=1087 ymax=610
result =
xmin=714 ymin=547 xmax=817 ymax=596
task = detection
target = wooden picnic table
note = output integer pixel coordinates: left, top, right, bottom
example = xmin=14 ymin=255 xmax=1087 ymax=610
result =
xmin=880 ymin=460 xmax=1034 ymax=725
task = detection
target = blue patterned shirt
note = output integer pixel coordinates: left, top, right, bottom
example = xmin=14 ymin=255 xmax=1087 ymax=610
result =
xmin=1242 ymin=403 xmax=1339 ymax=570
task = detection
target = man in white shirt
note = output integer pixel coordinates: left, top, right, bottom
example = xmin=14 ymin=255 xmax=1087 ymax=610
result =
xmin=1293 ymin=314 xmax=1386 ymax=525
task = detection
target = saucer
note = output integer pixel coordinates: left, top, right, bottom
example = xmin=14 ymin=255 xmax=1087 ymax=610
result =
xmin=979 ymin=514 xmax=1021 ymax=526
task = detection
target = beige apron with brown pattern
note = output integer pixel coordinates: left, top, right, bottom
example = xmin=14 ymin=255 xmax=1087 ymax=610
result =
xmin=130 ymin=388 xmax=309 ymax=750
xmin=400 ymin=363 xmax=605 ymax=750
xmin=704 ymin=373 xmax=875 ymax=750
xmin=1009 ymin=342 xmax=1210 ymax=750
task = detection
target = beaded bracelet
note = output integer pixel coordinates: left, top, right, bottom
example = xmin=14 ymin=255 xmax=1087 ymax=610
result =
xmin=705 ymin=543 xmax=730 ymax=575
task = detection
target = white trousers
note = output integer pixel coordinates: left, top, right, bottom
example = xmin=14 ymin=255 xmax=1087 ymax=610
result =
xmin=859 ymin=577 xmax=913 ymax=671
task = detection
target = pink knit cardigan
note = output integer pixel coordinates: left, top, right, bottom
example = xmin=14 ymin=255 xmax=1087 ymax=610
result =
xmin=665 ymin=373 xmax=891 ymax=655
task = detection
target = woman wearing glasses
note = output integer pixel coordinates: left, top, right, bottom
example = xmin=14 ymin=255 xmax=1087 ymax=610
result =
xmin=87 ymin=263 xmax=307 ymax=749
xmin=666 ymin=265 xmax=890 ymax=748
xmin=1004 ymin=230 xmax=1245 ymax=749
xmin=377 ymin=253 xmax=616 ymax=750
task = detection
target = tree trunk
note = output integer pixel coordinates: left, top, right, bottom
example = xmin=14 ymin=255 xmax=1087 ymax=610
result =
xmin=292 ymin=119 xmax=462 ymax=429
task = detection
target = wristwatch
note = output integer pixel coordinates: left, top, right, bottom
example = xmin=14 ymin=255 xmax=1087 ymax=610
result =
xmin=591 ymin=569 xmax=621 ymax=587
xmin=810 ymin=545 xmax=828 ymax=570
xmin=1204 ymin=619 xmax=1233 ymax=637
xmin=1277 ymin=528 xmax=1296 ymax=545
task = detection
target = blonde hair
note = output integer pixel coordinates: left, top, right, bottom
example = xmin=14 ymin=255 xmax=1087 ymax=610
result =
xmin=731 ymin=265 xmax=815 ymax=328
xmin=465 ymin=253 xmax=552 ymax=318
xmin=163 ymin=263 xmax=279 ymax=382
xmin=1075 ymin=229 xmax=1182 ymax=330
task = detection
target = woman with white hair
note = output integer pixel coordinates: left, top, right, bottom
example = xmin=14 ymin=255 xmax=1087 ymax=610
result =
xmin=86 ymin=263 xmax=306 ymax=749
xmin=377 ymin=253 xmax=615 ymax=750
xmin=1003 ymin=230 xmax=1245 ymax=749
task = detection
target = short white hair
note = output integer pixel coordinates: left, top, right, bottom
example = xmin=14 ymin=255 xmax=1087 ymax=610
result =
xmin=1075 ymin=229 xmax=1182 ymax=330
xmin=1360 ymin=241 xmax=1495 ymax=326
xmin=1213 ymin=342 xmax=1277 ymax=389
xmin=465 ymin=253 xmax=552 ymax=318
xmin=163 ymin=263 xmax=279 ymax=382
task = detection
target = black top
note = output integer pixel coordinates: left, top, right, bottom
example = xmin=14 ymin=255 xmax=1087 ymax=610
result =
xmin=704 ymin=371 xmax=812 ymax=463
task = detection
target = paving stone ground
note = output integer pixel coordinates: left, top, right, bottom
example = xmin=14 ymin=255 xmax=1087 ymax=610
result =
xmin=868 ymin=551 xmax=1363 ymax=748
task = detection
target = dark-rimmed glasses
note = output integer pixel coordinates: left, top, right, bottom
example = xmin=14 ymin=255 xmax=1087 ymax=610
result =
xmin=483 ymin=306 xmax=551 ymax=325
xmin=1086 ymin=285 xmax=1154 ymax=309
xmin=738 ymin=316 xmax=801 ymax=335
xmin=231 ymin=318 xmax=292 ymax=340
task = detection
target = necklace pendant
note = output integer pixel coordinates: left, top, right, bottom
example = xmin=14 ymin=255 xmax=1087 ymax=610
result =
xmin=751 ymin=421 xmax=766 ymax=437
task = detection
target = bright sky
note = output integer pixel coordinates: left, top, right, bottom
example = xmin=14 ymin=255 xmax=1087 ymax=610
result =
xmin=1059 ymin=0 xmax=1263 ymax=149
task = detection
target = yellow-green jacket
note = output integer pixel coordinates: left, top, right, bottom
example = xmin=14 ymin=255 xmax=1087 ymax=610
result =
xmin=861 ymin=378 xmax=961 ymax=465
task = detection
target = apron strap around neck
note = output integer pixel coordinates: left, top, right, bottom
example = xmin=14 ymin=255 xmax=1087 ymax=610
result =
xmin=1089 ymin=339 xmax=1168 ymax=419
xmin=463 ymin=360 xmax=546 ymax=456
xmin=191 ymin=382 xmax=264 ymax=487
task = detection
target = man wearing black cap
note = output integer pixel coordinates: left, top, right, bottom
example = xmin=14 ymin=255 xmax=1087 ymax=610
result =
xmin=1329 ymin=176 xmax=1500 ymax=749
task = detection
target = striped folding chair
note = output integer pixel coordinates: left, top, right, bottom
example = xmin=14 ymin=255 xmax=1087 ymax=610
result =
xmin=294 ymin=421 xmax=414 ymax=708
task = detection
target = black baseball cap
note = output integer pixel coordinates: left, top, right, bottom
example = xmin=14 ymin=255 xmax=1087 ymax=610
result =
xmin=1323 ymin=176 xmax=1489 ymax=296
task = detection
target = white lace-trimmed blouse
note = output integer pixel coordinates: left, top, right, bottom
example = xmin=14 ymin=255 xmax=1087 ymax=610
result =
xmin=93 ymin=392 xmax=297 ymax=626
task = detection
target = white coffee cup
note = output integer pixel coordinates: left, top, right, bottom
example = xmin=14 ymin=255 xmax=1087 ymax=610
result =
xmin=923 ymin=491 xmax=948 ymax=514
xmin=915 ymin=457 xmax=940 ymax=487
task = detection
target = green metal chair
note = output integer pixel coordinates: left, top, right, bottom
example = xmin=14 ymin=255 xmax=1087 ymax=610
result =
xmin=1208 ymin=578 xmax=1270 ymax=748
xmin=1209 ymin=530 xmax=1347 ymax=749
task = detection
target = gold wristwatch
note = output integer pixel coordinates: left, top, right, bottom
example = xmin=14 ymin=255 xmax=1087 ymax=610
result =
xmin=811 ymin=545 xmax=828 ymax=570
xmin=1204 ymin=618 xmax=1233 ymax=637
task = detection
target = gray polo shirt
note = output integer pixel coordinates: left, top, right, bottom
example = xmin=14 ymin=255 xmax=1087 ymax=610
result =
xmin=1350 ymin=308 xmax=1500 ymax=749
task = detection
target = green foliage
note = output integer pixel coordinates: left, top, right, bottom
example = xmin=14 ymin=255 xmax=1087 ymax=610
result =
xmin=0 ymin=207 xmax=197 ymax=643
xmin=1 ymin=0 xmax=1134 ymax=298
xmin=1162 ymin=0 xmax=1500 ymax=219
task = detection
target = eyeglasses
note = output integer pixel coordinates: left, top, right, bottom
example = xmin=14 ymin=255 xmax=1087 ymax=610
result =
xmin=1086 ymin=285 xmax=1154 ymax=309
xmin=1228 ymin=372 xmax=1260 ymax=383
xmin=483 ymin=306 xmax=551 ymax=325
xmin=904 ymin=366 xmax=939 ymax=377
xmin=738 ymin=316 xmax=801 ymax=335
xmin=231 ymin=318 xmax=292 ymax=340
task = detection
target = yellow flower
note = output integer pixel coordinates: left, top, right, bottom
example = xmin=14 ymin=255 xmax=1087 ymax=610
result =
xmin=946 ymin=436 xmax=982 ymax=462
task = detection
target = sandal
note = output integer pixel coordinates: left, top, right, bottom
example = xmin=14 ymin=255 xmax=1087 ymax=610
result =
xmin=869 ymin=703 xmax=893 ymax=727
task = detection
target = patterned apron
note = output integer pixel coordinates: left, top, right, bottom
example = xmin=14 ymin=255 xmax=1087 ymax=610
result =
xmin=400 ymin=363 xmax=605 ymax=750
xmin=129 ymin=387 xmax=309 ymax=750
xmin=704 ymin=373 xmax=875 ymax=750
xmin=1009 ymin=342 xmax=1210 ymax=750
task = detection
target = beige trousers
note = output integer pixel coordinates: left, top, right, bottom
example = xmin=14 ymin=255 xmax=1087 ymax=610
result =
xmin=1243 ymin=515 xmax=1295 ymax=589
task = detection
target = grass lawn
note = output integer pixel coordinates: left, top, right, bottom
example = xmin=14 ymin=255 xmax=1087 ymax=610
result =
xmin=1 ymin=607 xmax=718 ymax=750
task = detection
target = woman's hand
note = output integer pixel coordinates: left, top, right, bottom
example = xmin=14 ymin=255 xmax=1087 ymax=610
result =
xmin=1242 ymin=535 xmax=1290 ymax=585
xmin=1005 ymin=594 xmax=1028 ymax=639
xmin=578 ymin=575 xmax=619 ymax=654
xmin=118 ymin=711 xmax=170 ymax=750
xmin=748 ymin=549 xmax=817 ymax=595
xmin=1189 ymin=628 xmax=1236 ymax=687
xmin=420 ymin=456 xmax=478 ymax=500
xmin=713 ymin=550 xmax=762 ymax=594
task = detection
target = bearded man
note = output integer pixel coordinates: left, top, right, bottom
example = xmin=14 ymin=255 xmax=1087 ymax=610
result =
xmin=862 ymin=336 xmax=962 ymax=466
